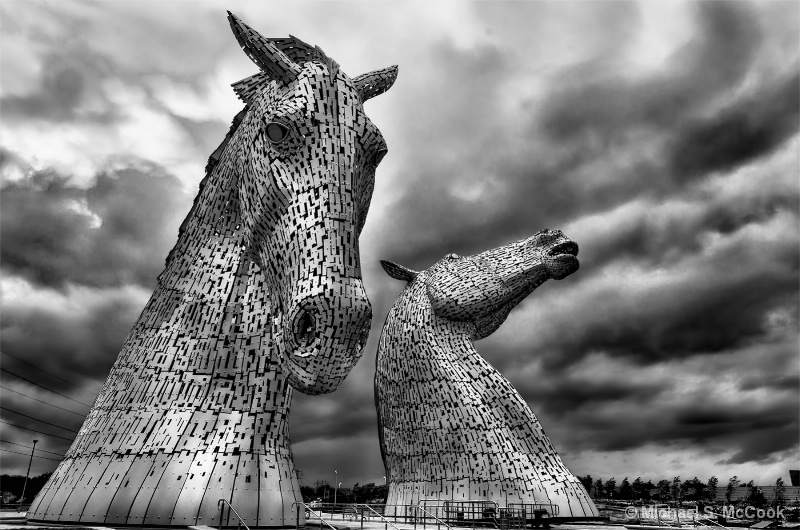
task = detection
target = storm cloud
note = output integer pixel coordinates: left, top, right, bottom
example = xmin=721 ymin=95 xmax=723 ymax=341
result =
xmin=1 ymin=0 xmax=797 ymax=489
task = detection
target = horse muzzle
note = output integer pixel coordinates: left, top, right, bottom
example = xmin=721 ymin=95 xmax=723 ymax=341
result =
xmin=275 ymin=279 xmax=372 ymax=395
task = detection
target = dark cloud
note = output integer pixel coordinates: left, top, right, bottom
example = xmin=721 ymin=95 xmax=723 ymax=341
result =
xmin=517 ymin=375 xmax=672 ymax=420
xmin=530 ymin=248 xmax=797 ymax=371
xmin=739 ymin=373 xmax=800 ymax=392
xmin=290 ymin=383 xmax=378 ymax=444
xmin=669 ymin=71 xmax=800 ymax=180
xmin=548 ymin=386 xmax=799 ymax=462
xmin=0 ymin=286 xmax=144 ymax=387
xmin=1 ymin=166 xmax=189 ymax=289
xmin=538 ymin=1 xmax=763 ymax=143
xmin=1 ymin=0 xmax=797 ymax=484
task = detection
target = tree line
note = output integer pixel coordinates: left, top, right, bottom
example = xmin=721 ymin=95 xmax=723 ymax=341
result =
xmin=300 ymin=481 xmax=388 ymax=504
xmin=0 ymin=473 xmax=53 ymax=505
xmin=576 ymin=475 xmax=790 ymax=507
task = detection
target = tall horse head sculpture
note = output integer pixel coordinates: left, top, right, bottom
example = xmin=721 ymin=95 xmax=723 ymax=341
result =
xmin=376 ymin=230 xmax=599 ymax=518
xmin=28 ymin=13 xmax=397 ymax=527
xmin=228 ymin=12 xmax=396 ymax=393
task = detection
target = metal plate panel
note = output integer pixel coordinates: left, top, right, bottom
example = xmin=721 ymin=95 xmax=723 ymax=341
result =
xmin=105 ymin=453 xmax=159 ymax=524
xmin=196 ymin=453 xmax=239 ymax=527
xmin=27 ymin=459 xmax=73 ymax=520
xmin=126 ymin=452 xmax=173 ymax=525
xmin=44 ymin=457 xmax=90 ymax=520
xmin=59 ymin=456 xmax=109 ymax=522
xmin=257 ymin=453 xmax=286 ymax=526
xmin=79 ymin=454 xmax=134 ymax=523
xmin=143 ymin=452 xmax=194 ymax=525
xmin=171 ymin=452 xmax=216 ymax=526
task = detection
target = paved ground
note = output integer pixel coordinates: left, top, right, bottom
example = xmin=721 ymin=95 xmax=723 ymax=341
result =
xmin=310 ymin=512 xmax=619 ymax=530
xmin=0 ymin=510 xmax=620 ymax=530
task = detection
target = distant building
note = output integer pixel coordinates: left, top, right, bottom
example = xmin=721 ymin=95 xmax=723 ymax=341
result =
xmin=790 ymin=470 xmax=799 ymax=487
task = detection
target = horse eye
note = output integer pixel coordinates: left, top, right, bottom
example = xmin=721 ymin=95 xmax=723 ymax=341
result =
xmin=266 ymin=122 xmax=289 ymax=143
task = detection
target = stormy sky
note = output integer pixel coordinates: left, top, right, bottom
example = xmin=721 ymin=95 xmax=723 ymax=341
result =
xmin=1 ymin=0 xmax=798 ymax=490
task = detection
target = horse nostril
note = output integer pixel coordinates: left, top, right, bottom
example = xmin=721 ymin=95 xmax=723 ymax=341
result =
xmin=293 ymin=308 xmax=317 ymax=349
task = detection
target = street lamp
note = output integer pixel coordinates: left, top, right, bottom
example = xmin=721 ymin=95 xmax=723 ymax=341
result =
xmin=19 ymin=440 xmax=37 ymax=513
xmin=335 ymin=482 xmax=341 ymax=505
xmin=334 ymin=470 xmax=337 ymax=504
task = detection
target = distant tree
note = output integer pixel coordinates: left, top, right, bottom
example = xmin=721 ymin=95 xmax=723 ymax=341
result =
xmin=594 ymin=479 xmax=604 ymax=499
xmin=746 ymin=483 xmax=766 ymax=508
xmin=706 ymin=476 xmax=718 ymax=502
xmin=314 ymin=480 xmax=331 ymax=500
xmin=632 ymin=477 xmax=644 ymax=501
xmin=619 ymin=477 xmax=633 ymax=500
xmin=0 ymin=473 xmax=52 ymax=502
xmin=670 ymin=476 xmax=682 ymax=503
xmin=374 ymin=483 xmax=388 ymax=503
xmin=641 ymin=480 xmax=655 ymax=501
xmin=684 ymin=477 xmax=704 ymax=501
xmin=774 ymin=477 xmax=786 ymax=507
xmin=657 ymin=480 xmax=671 ymax=501
xmin=579 ymin=475 xmax=593 ymax=493
xmin=1 ymin=491 xmax=17 ymax=504
xmin=726 ymin=476 xmax=739 ymax=503
xmin=300 ymin=485 xmax=315 ymax=501
xmin=605 ymin=478 xmax=617 ymax=499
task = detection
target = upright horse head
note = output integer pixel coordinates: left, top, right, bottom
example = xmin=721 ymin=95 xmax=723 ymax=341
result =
xmin=228 ymin=13 xmax=397 ymax=394
xmin=27 ymin=15 xmax=397 ymax=528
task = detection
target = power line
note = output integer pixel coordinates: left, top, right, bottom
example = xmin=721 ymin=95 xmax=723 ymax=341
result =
xmin=0 ymin=439 xmax=65 ymax=457
xmin=0 ymin=447 xmax=63 ymax=462
xmin=0 ymin=406 xmax=79 ymax=434
xmin=0 ymin=349 xmax=97 ymax=397
xmin=0 ymin=368 xmax=93 ymax=408
xmin=0 ymin=420 xmax=76 ymax=442
xmin=0 ymin=385 xmax=87 ymax=417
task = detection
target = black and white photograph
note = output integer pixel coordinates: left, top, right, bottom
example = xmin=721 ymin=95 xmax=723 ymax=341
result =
xmin=0 ymin=1 xmax=798 ymax=527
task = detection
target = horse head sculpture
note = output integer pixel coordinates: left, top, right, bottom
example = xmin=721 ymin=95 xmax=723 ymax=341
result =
xmin=228 ymin=12 xmax=397 ymax=394
xmin=28 ymin=14 xmax=397 ymax=527
xmin=382 ymin=229 xmax=579 ymax=339
xmin=376 ymin=230 xmax=598 ymax=518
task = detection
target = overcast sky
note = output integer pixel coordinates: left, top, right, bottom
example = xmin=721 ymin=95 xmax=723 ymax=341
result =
xmin=1 ymin=1 xmax=798 ymax=490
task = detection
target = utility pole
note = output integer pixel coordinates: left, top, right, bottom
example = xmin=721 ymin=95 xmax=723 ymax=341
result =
xmin=19 ymin=439 xmax=37 ymax=513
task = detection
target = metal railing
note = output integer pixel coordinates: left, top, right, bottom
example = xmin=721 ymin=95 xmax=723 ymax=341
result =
xmin=695 ymin=517 xmax=733 ymax=529
xmin=415 ymin=504 xmax=453 ymax=530
xmin=217 ymin=499 xmax=251 ymax=530
xmin=292 ymin=501 xmax=338 ymax=530
xmin=355 ymin=503 xmax=402 ymax=530
xmin=506 ymin=502 xmax=560 ymax=518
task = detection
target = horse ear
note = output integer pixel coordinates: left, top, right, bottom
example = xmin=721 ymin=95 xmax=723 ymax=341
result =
xmin=228 ymin=12 xmax=302 ymax=86
xmin=353 ymin=65 xmax=399 ymax=103
xmin=380 ymin=260 xmax=417 ymax=283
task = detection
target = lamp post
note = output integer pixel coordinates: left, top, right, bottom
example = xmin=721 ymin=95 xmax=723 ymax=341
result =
xmin=334 ymin=470 xmax=338 ymax=505
xmin=19 ymin=439 xmax=37 ymax=513
xmin=335 ymin=482 xmax=341 ymax=505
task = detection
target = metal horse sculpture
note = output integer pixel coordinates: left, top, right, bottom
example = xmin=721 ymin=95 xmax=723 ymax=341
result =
xmin=28 ymin=13 xmax=397 ymax=527
xmin=376 ymin=231 xmax=599 ymax=519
